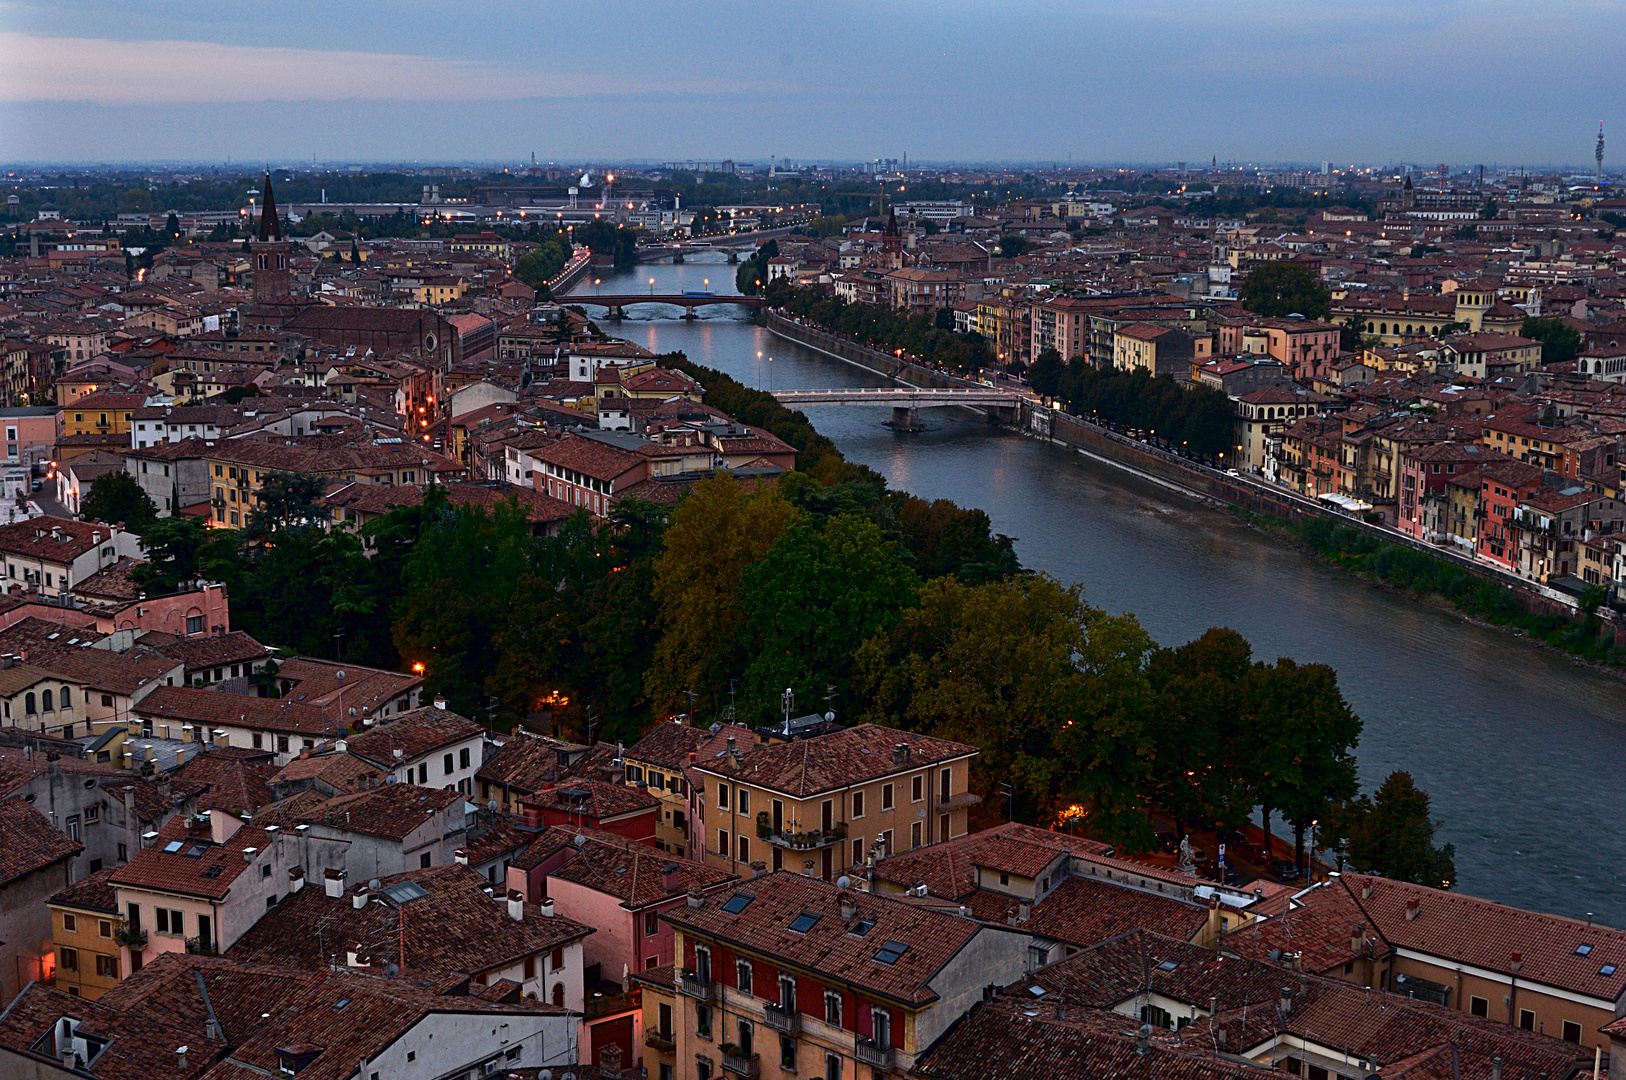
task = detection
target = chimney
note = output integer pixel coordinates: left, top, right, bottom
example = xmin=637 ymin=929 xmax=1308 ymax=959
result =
xmin=1350 ymin=924 xmax=1365 ymax=954
xmin=204 ymin=1018 xmax=219 ymax=1041
xmin=661 ymin=863 xmax=682 ymax=893
xmin=726 ymin=735 xmax=736 ymax=757
xmin=1405 ymin=897 xmax=1421 ymax=921
xmin=207 ymin=810 xmax=243 ymax=845
xmin=1217 ymin=1020 xmax=1229 ymax=1048
xmin=751 ymin=860 xmax=767 ymax=879
xmin=839 ymin=892 xmax=857 ymax=921
xmin=1510 ymin=952 xmax=1522 ymax=973
xmin=1135 ymin=1024 xmax=1151 ymax=1055
xmin=177 ymin=1046 xmax=188 ymax=1072
xmin=1362 ymin=883 xmax=1374 ymax=900
xmin=687 ymin=888 xmax=705 ymax=910
xmin=288 ymin=868 xmax=305 ymax=893
xmin=892 ymin=742 xmax=910 ymax=763
xmin=1492 ymin=1059 xmax=1503 ymax=1080
xmin=1279 ymin=987 xmax=1293 ymax=1015
xmin=540 ymin=898 xmax=555 ymax=918
xmin=598 ymin=1042 xmax=624 ymax=1080
xmin=433 ymin=696 xmax=447 ymax=710
xmin=454 ymin=849 xmax=469 ymax=866
xmin=242 ymin=846 xmax=257 ymax=862
xmin=507 ymin=890 xmax=525 ymax=921
xmin=352 ymin=888 xmax=369 ymax=910
xmin=324 ymin=867 xmax=346 ymax=899
xmin=335 ymin=739 xmax=348 ymax=753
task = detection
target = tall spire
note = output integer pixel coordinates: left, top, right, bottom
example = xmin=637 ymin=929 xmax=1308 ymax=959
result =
xmin=1598 ymin=123 xmax=1606 ymax=182
xmin=258 ymin=172 xmax=282 ymax=242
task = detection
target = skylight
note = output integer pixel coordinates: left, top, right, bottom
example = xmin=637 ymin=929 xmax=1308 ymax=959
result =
xmin=1576 ymin=944 xmax=1594 ymax=956
xmin=1027 ymin=985 xmax=1048 ymax=998
xmin=873 ymin=940 xmax=909 ymax=965
xmin=721 ymin=894 xmax=753 ymax=915
xmin=787 ymin=911 xmax=821 ymax=934
xmin=1602 ymin=964 xmax=1617 ymax=978
xmin=847 ymin=918 xmax=876 ymax=938
xmin=381 ymin=881 xmax=429 ymax=905
xmin=162 ymin=841 xmax=184 ymax=853
xmin=1157 ymin=960 xmax=1180 ymax=972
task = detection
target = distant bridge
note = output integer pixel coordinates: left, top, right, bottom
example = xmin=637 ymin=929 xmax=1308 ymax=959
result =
xmin=771 ymin=387 xmax=1024 ymax=430
xmin=637 ymin=226 xmax=804 ymax=263
xmin=565 ymin=294 xmax=764 ymax=319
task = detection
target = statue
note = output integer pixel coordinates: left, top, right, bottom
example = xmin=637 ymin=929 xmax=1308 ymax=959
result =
xmin=1176 ymin=834 xmax=1196 ymax=875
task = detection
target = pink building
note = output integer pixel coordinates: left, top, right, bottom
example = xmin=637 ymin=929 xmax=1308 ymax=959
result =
xmin=0 ymin=407 xmax=58 ymax=465
xmin=507 ymin=825 xmax=736 ymax=1071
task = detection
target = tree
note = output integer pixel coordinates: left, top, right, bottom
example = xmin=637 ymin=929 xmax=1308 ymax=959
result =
xmin=165 ymin=212 xmax=181 ymax=241
xmin=1030 ymin=348 xmax=1064 ymax=397
xmin=1479 ymin=199 xmax=1499 ymax=220
xmin=736 ymin=513 xmax=918 ymax=720
xmin=1143 ymin=629 xmax=1254 ymax=838
xmin=736 ymin=240 xmax=778 ymax=295
xmin=515 ymin=234 xmax=573 ymax=291
xmin=81 ymin=472 xmax=158 ymax=534
xmin=1339 ymin=315 xmax=1368 ymax=354
xmin=131 ymin=514 xmax=233 ymax=593
xmin=997 ymin=235 xmax=1029 ymax=259
xmin=934 ymin=307 xmax=955 ymax=330
xmin=1520 ymin=317 xmax=1582 ymax=366
xmin=644 ymin=477 xmax=799 ymax=719
xmin=1238 ymin=261 xmax=1331 ymax=320
xmin=1327 ymin=771 xmax=1456 ymax=887
xmin=242 ymin=472 xmax=327 ymax=541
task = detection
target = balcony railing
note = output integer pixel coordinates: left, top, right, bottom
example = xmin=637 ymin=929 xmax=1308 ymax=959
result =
xmin=762 ymin=1003 xmax=800 ymax=1034
xmin=720 ymin=1049 xmax=760 ymax=1077
xmin=585 ymin=986 xmax=640 ymax=1020
xmin=855 ymin=1039 xmax=895 ymax=1070
xmin=762 ymin=823 xmax=847 ymax=851
xmin=645 ymin=1032 xmax=676 ymax=1054
xmin=114 ymin=926 xmax=146 ymax=949
xmin=679 ymin=973 xmax=718 ymax=1002
xmin=185 ymin=937 xmax=216 ymax=956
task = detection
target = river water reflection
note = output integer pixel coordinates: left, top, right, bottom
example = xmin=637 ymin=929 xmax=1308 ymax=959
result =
xmin=569 ymin=256 xmax=1626 ymax=924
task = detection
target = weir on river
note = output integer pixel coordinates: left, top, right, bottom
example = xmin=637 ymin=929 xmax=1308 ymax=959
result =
xmin=567 ymin=255 xmax=1626 ymax=926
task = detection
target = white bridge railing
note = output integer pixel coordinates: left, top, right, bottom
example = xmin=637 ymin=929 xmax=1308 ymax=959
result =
xmin=770 ymin=387 xmax=1022 ymax=408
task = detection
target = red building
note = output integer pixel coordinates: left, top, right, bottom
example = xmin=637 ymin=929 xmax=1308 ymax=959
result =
xmin=1476 ymin=461 xmax=1545 ymax=568
xmin=1396 ymin=442 xmax=1505 ymax=542
xmin=522 ymin=779 xmax=660 ymax=843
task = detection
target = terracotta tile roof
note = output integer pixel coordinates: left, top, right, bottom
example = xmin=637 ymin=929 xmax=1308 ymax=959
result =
xmin=526 ymin=777 xmax=658 ymax=821
xmin=0 ymin=980 xmax=217 ymax=1080
xmin=108 ymin=814 xmax=265 ymax=901
xmin=625 ymin=718 xmax=735 ymax=770
xmin=134 ymin=686 xmax=334 ymax=737
xmin=226 ymin=863 xmax=593 ymax=983
xmin=662 ymin=870 xmax=1005 ymax=1007
xmin=298 ymin=783 xmax=462 ymax=841
xmin=694 ymin=723 xmax=978 ymax=799
xmin=49 ymin=865 xmax=119 ymax=914
xmin=168 ymin=747 xmax=278 ymax=814
xmin=541 ymin=825 xmax=735 ymax=907
xmin=150 ymin=632 xmax=270 ymax=672
xmin=871 ymin=822 xmax=1112 ymax=900
xmin=0 ymin=797 xmax=82 ymax=884
xmin=341 ymin=706 xmax=484 ymax=768
xmin=475 ymin=732 xmax=595 ymax=795
xmin=0 ymin=516 xmax=122 ymax=563
xmin=268 ymin=750 xmax=381 ymax=792
xmin=1020 ymin=876 xmax=1209 ymax=949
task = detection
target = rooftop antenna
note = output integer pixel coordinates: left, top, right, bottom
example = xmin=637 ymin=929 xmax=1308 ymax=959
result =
xmin=723 ymin=680 xmax=737 ymax=725
xmin=781 ymin=686 xmax=794 ymax=735
xmin=823 ymin=683 xmax=836 ymax=717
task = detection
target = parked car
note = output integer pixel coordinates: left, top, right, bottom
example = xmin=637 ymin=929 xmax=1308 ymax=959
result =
xmin=1234 ymin=841 xmax=1273 ymax=865
xmin=1210 ymin=862 xmax=1239 ymax=885
xmin=1270 ymin=859 xmax=1302 ymax=881
xmin=1155 ymin=832 xmax=1179 ymax=854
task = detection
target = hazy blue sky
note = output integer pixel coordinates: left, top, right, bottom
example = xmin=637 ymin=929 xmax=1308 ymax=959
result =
xmin=3 ymin=0 xmax=1622 ymax=166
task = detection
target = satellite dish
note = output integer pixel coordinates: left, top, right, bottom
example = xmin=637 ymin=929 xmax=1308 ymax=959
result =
xmin=487 ymin=799 xmax=498 ymax=812
xmin=539 ymin=1072 xmax=553 ymax=1080
xmin=369 ymin=879 xmax=382 ymax=891
xmin=574 ymin=834 xmax=586 ymax=848
xmin=824 ymin=711 xmax=835 ymax=723
xmin=836 ymin=875 xmax=852 ymax=890
xmin=383 ymin=962 xmax=400 ymax=977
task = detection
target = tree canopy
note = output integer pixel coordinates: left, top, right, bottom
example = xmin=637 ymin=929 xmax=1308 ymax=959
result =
xmin=1239 ymin=261 xmax=1332 ymax=320
xmin=81 ymin=472 xmax=158 ymax=535
xmin=1520 ymin=317 xmax=1582 ymax=366
xmin=1327 ymin=770 xmax=1456 ymax=887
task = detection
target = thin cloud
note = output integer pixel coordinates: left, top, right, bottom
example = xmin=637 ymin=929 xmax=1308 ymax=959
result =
xmin=0 ymin=32 xmax=754 ymax=104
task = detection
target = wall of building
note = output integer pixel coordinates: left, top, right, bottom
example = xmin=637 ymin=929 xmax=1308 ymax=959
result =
xmin=0 ymin=861 xmax=73 ymax=1004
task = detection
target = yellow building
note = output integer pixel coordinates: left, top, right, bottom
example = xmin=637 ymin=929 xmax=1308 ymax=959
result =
xmin=687 ymin=725 xmax=979 ymax=882
xmin=401 ymin=275 xmax=468 ymax=305
xmin=59 ymin=392 xmax=145 ymax=438
xmin=46 ymin=868 xmax=125 ymax=1000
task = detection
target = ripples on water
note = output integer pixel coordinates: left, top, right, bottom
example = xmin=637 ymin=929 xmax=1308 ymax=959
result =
xmin=571 ymin=258 xmax=1626 ymax=924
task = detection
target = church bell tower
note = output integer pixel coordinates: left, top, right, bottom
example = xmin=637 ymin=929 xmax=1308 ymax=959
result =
xmin=252 ymin=173 xmax=291 ymax=303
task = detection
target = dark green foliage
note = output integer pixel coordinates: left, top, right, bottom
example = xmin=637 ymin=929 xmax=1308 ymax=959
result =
xmin=572 ymin=221 xmax=638 ymax=270
xmin=1520 ymin=317 xmax=1582 ymax=366
xmin=1239 ymin=261 xmax=1331 ymax=320
xmin=736 ymin=240 xmax=778 ymax=295
xmin=515 ymin=232 xmax=574 ymax=292
xmin=1051 ymin=362 xmax=1234 ymax=456
xmin=997 ymin=235 xmax=1029 ymax=258
xmin=1029 ymin=348 xmax=1064 ymax=397
xmin=81 ymin=472 xmax=158 ymax=535
xmin=1327 ymin=771 xmax=1456 ymax=887
xmin=242 ymin=472 xmax=327 ymax=541
xmin=764 ymin=280 xmax=996 ymax=374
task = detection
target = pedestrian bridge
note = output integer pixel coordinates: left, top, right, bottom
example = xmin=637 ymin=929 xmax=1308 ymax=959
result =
xmin=770 ymin=387 xmax=1022 ymax=408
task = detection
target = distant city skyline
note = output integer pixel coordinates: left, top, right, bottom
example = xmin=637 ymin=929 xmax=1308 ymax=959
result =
xmin=2 ymin=0 xmax=1623 ymax=165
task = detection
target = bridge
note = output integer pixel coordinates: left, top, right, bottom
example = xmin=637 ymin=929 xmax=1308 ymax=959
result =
xmin=637 ymin=226 xmax=803 ymax=263
xmin=565 ymin=293 xmax=764 ymax=319
xmin=771 ymin=386 xmax=1024 ymax=430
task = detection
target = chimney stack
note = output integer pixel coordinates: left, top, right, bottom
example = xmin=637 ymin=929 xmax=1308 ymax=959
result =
xmin=1405 ymin=897 xmax=1421 ymax=921
xmin=540 ymin=898 xmax=555 ymax=918
xmin=324 ymin=868 xmax=346 ymax=899
xmin=598 ymin=1042 xmax=624 ymax=1080
xmin=687 ymin=888 xmax=705 ymax=910
xmin=507 ymin=890 xmax=524 ymax=921
xmin=176 ymin=1046 xmax=188 ymax=1072
xmin=204 ymin=1019 xmax=219 ymax=1041
xmin=1135 ymin=1024 xmax=1151 ymax=1055
xmin=433 ymin=697 xmax=447 ymax=710
xmin=839 ymin=892 xmax=857 ymax=921
xmin=1509 ymin=951 xmax=1523 ymax=973
xmin=661 ymin=863 xmax=682 ymax=893
xmin=352 ymin=888 xmax=369 ymax=910
xmin=1493 ymin=1059 xmax=1503 ymax=1080
xmin=1279 ymin=987 xmax=1293 ymax=1015
xmin=288 ymin=867 xmax=305 ymax=893
xmin=454 ymin=849 xmax=469 ymax=866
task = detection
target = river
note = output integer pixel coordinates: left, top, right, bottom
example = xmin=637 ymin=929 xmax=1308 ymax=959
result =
xmin=568 ymin=255 xmax=1626 ymax=926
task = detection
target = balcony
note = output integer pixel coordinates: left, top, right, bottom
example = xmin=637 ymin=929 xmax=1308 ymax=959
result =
xmin=585 ymin=986 xmax=640 ymax=1020
xmin=720 ymin=1049 xmax=760 ymax=1077
xmin=679 ymin=973 xmax=718 ymax=1002
xmin=645 ymin=1032 xmax=676 ymax=1054
xmin=762 ymin=823 xmax=847 ymax=851
xmin=855 ymin=1039 xmax=895 ymax=1070
xmin=762 ymin=1003 xmax=800 ymax=1034
xmin=937 ymin=791 xmax=981 ymax=812
xmin=114 ymin=926 xmax=146 ymax=950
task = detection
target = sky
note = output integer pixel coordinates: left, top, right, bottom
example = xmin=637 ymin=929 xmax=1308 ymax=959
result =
xmin=2 ymin=0 xmax=1623 ymax=167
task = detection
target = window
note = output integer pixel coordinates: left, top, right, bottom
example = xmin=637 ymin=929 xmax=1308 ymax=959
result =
xmin=252 ymin=732 xmax=263 ymax=749
xmin=788 ymin=912 xmax=821 ymax=934
xmin=737 ymin=835 xmax=749 ymax=863
xmin=460 ymin=747 xmax=470 ymax=769
xmin=1520 ymin=1010 xmax=1536 ymax=1031
xmin=58 ymin=947 xmax=79 ymax=972
xmin=84 ymin=805 xmax=99 ymax=824
xmin=737 ymin=1018 xmax=754 ymax=1056
xmin=659 ymin=1001 xmax=673 ymax=1039
xmin=911 ymin=822 xmax=922 ymax=848
xmin=871 ymin=1007 xmax=891 ymax=1049
xmin=737 ymin=788 xmax=749 ymax=815
xmin=852 ymin=838 xmax=864 ymax=865
xmin=911 ymin=776 xmax=923 ymax=802
xmin=98 ymin=920 xmax=111 ymax=938
xmin=780 ymin=1035 xmax=796 ymax=1070
xmin=873 ymin=940 xmax=908 ymax=965
xmin=1563 ymin=1022 xmax=1582 ymax=1044
xmin=417 ymin=763 xmax=427 ymax=784
xmin=524 ymin=956 xmax=536 ymax=980
xmin=552 ymin=983 xmax=566 ymax=1007
xmin=736 ymin=960 xmax=753 ymax=994
xmin=852 ymin=790 xmax=864 ymax=818
xmin=778 ymin=975 xmax=797 ymax=1011
xmin=940 ymin=768 xmax=951 ymax=801
xmin=824 ymin=1052 xmax=843 ymax=1080
xmin=443 ymin=753 xmax=454 ymax=775
xmin=277 ymin=735 xmax=289 ymax=753
xmin=551 ymin=947 xmax=565 ymax=971
xmin=697 ymin=1003 xmax=713 ymax=1038
xmin=939 ymin=814 xmax=950 ymax=842
xmin=718 ymin=784 xmax=731 ymax=811
xmin=1470 ymin=996 xmax=1488 ymax=1017
xmin=419 ymin=852 xmax=432 ymax=869
xmin=649 ymin=771 xmax=666 ymax=791
xmin=62 ymin=912 xmax=77 ymax=932
xmin=155 ymin=908 xmax=183 ymax=935
xmin=718 ymin=829 xmax=730 ymax=857
xmin=96 ymin=954 xmax=118 ymax=979
xmin=824 ymin=990 xmax=843 ymax=1025
xmin=879 ymin=829 xmax=893 ymax=856
xmin=881 ymin=783 xmax=893 ymax=810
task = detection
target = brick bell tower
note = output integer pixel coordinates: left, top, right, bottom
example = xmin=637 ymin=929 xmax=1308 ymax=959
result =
xmin=251 ymin=172 xmax=291 ymax=303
